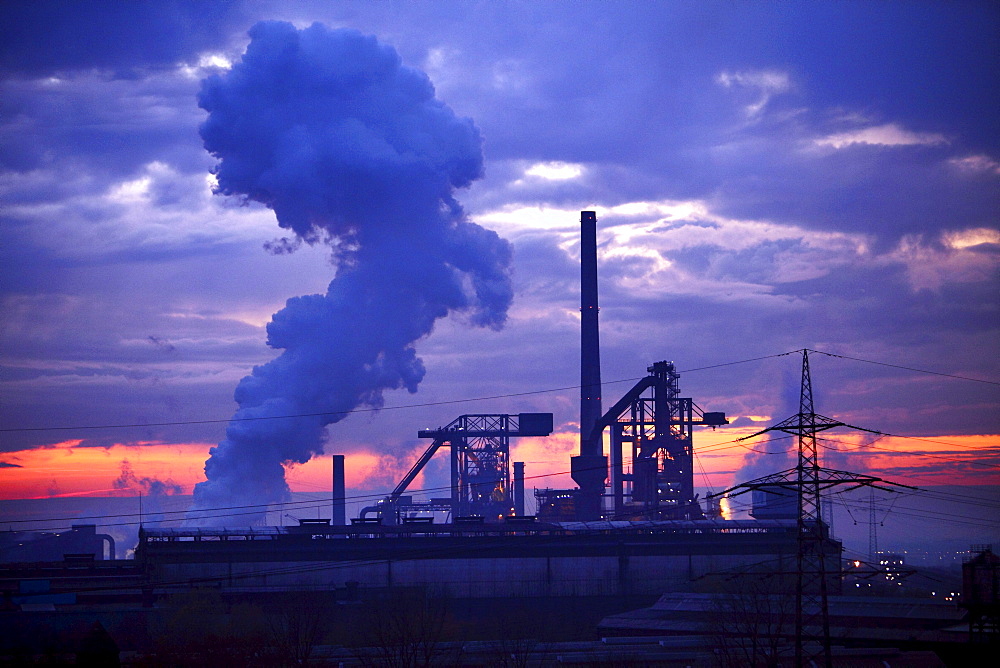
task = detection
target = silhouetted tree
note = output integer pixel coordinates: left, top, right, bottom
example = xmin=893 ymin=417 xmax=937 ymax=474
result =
xmin=264 ymin=592 xmax=327 ymax=666
xmin=354 ymin=591 xmax=452 ymax=667
xmin=706 ymin=575 xmax=794 ymax=668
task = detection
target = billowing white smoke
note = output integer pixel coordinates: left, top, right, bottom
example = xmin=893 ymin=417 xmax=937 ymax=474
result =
xmin=188 ymin=22 xmax=512 ymax=524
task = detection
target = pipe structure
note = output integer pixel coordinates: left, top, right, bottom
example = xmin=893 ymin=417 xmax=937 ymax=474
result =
xmin=513 ymin=461 xmax=525 ymax=516
xmin=571 ymin=211 xmax=608 ymax=520
xmin=332 ymin=454 xmax=346 ymax=526
xmin=99 ymin=533 xmax=116 ymax=560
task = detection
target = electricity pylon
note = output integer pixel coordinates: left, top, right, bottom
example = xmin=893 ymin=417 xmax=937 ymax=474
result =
xmin=714 ymin=349 xmax=914 ymax=667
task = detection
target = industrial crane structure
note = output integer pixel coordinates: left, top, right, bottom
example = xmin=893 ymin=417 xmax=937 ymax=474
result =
xmin=592 ymin=360 xmax=728 ymax=519
xmin=360 ymin=413 xmax=553 ymax=524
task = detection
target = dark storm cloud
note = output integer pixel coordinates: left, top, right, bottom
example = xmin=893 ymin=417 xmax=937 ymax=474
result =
xmin=0 ymin=274 xmax=277 ymax=453
xmin=0 ymin=0 xmax=240 ymax=226
xmin=0 ymin=0 xmax=244 ymax=77
xmin=1 ymin=364 xmax=159 ymax=383
xmin=0 ymin=71 xmax=212 ymax=180
xmin=0 ymin=1 xmax=996 ymax=508
xmin=509 ymin=233 xmax=579 ymax=300
xmin=665 ymin=239 xmax=800 ymax=285
xmin=587 ymin=233 xmax=999 ymax=438
xmin=771 ymin=260 xmax=1000 ymax=340
xmin=704 ymin=136 xmax=999 ymax=245
xmin=426 ymin=2 xmax=999 ymax=245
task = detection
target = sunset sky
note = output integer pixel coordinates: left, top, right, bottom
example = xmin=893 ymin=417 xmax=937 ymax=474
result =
xmin=1 ymin=2 xmax=997 ymax=534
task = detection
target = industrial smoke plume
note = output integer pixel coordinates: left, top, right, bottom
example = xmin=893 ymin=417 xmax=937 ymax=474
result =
xmin=188 ymin=21 xmax=512 ymax=523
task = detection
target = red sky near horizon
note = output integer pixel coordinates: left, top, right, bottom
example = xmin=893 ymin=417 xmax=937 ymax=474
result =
xmin=1 ymin=426 xmax=996 ymax=503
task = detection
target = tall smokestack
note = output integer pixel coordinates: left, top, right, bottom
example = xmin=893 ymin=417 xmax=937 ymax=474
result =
xmin=579 ymin=210 xmax=602 ymax=439
xmin=332 ymin=454 xmax=346 ymax=526
xmin=571 ymin=211 xmax=607 ymax=520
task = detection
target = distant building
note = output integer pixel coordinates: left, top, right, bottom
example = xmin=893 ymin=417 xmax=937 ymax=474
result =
xmin=961 ymin=545 xmax=999 ymax=641
xmin=750 ymin=485 xmax=797 ymax=520
xmin=0 ymin=525 xmax=115 ymax=563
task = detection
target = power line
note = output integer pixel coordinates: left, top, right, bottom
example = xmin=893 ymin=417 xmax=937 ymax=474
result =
xmin=815 ymin=435 xmax=1000 ymax=470
xmin=4 ymin=347 xmax=996 ymax=529
xmin=904 ymin=487 xmax=1000 ymax=508
xmin=0 ymin=351 xmax=795 ymax=434
xmin=830 ymin=483 xmax=1000 ymax=511
xmin=15 ymin=346 xmax=991 ymax=435
xmin=876 ymin=432 xmax=1000 ymax=450
xmin=832 ymin=500 xmax=1000 ymax=530
xmin=807 ymin=348 xmax=1000 ymax=386
xmin=0 ymin=458 xmax=603 ymax=528
xmin=9 ymin=429 xmax=991 ymax=528
xmin=694 ymin=433 xmax=796 ymax=454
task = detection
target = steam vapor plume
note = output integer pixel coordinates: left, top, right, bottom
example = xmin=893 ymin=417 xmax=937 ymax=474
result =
xmin=188 ymin=22 xmax=512 ymax=524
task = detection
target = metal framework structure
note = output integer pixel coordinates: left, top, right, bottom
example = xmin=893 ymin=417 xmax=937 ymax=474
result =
xmin=361 ymin=413 xmax=552 ymax=524
xmin=713 ymin=350 xmax=913 ymax=667
xmin=592 ymin=361 xmax=727 ymax=519
xmin=869 ymin=488 xmax=878 ymax=563
xmin=962 ymin=545 xmax=1000 ymax=642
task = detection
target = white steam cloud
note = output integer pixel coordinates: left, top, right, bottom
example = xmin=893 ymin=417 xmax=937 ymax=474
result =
xmin=188 ymin=22 xmax=512 ymax=524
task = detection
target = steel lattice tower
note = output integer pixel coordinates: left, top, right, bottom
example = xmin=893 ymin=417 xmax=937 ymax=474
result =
xmin=712 ymin=349 xmax=914 ymax=667
xmin=869 ymin=488 xmax=878 ymax=563
xmin=791 ymin=350 xmax=833 ymax=667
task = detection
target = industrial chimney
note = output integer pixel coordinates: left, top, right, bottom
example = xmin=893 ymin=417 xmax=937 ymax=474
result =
xmin=513 ymin=461 xmax=526 ymax=517
xmin=332 ymin=454 xmax=346 ymax=526
xmin=571 ymin=211 xmax=608 ymax=520
xmin=579 ymin=211 xmax=602 ymax=441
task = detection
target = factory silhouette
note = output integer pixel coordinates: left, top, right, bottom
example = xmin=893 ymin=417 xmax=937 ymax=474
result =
xmin=2 ymin=212 xmax=994 ymax=666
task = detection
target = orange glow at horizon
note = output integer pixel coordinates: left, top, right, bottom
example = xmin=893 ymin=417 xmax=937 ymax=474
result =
xmin=511 ymin=432 xmax=579 ymax=490
xmin=0 ymin=429 xmax=996 ymax=502
xmin=699 ymin=428 xmax=1000 ymax=490
xmin=0 ymin=439 xmax=436 ymax=502
xmin=283 ymin=447 xmax=434 ymax=500
xmin=510 ymin=428 xmax=1000 ymax=493
xmin=0 ymin=439 xmax=210 ymax=500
